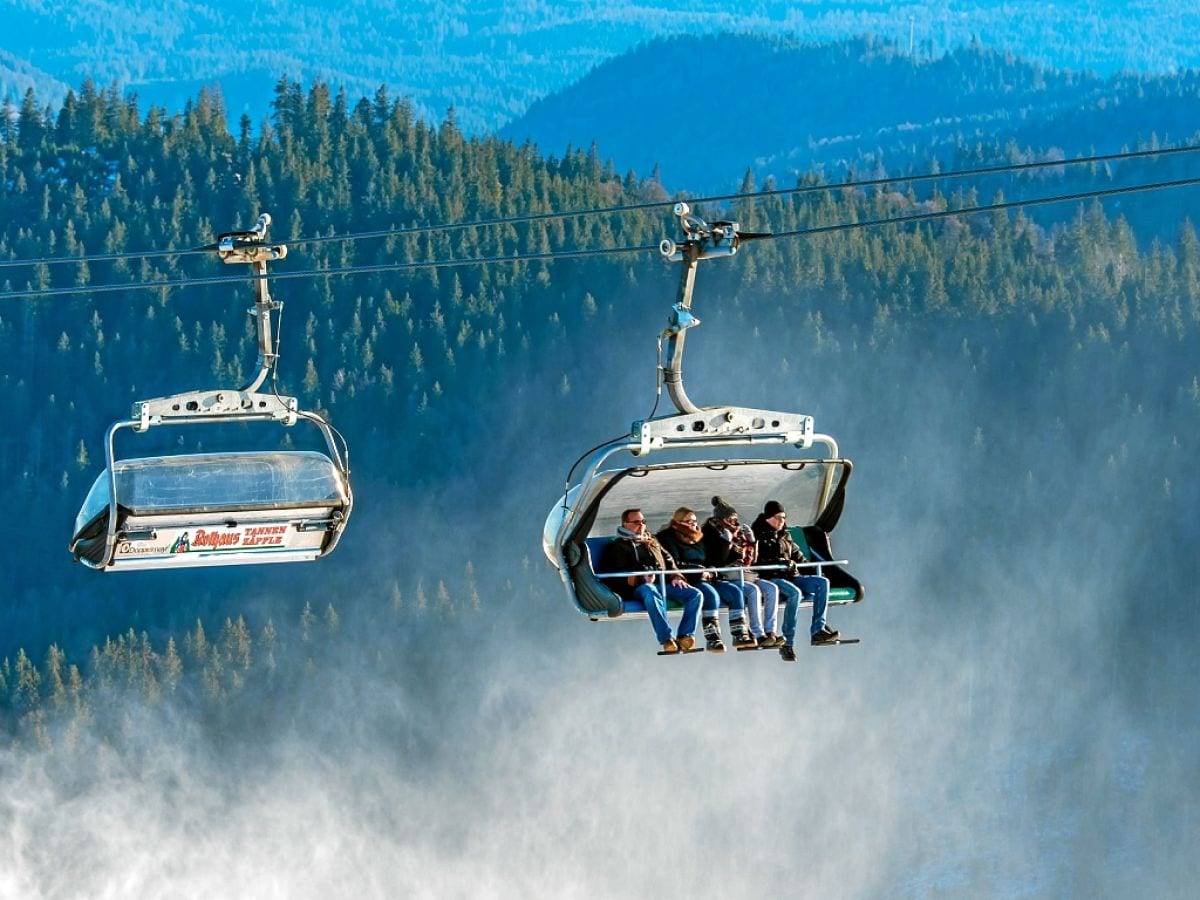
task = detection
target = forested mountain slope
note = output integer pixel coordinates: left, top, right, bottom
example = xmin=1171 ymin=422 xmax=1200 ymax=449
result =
xmin=1 ymin=70 xmax=1198 ymax=662
xmin=504 ymin=34 xmax=1200 ymax=192
xmin=2 ymin=66 xmax=1200 ymax=897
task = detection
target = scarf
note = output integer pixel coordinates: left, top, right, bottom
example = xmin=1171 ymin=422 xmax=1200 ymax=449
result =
xmin=728 ymin=520 xmax=757 ymax=567
xmin=670 ymin=520 xmax=704 ymax=545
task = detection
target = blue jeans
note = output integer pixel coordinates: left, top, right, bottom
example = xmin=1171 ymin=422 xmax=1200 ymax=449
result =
xmin=713 ymin=579 xmax=750 ymax=616
xmin=745 ymin=578 xmax=780 ymax=637
xmin=776 ymin=574 xmax=830 ymax=644
xmin=633 ymin=580 xmax=702 ymax=644
xmin=695 ymin=581 xmax=722 ymax=615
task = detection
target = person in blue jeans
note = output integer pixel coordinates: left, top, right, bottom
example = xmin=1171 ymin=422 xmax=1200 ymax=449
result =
xmin=703 ymin=495 xmax=784 ymax=649
xmin=751 ymin=500 xmax=839 ymax=661
xmin=599 ymin=508 xmax=704 ymax=654
xmin=656 ymin=505 xmax=756 ymax=653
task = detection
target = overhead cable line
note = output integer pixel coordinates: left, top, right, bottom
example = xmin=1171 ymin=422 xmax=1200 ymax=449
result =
xmin=0 ymin=244 xmax=662 ymax=301
xmin=0 ymin=244 xmax=212 ymax=270
xmin=1 ymin=143 xmax=1197 ymax=273
xmin=767 ymin=174 xmax=1200 ymax=240
xmin=282 ymin=143 xmax=1200 ymax=252
xmin=4 ymin=174 xmax=1200 ymax=303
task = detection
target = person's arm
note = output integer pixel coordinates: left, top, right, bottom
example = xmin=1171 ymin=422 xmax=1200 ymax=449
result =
xmin=661 ymin=548 xmax=688 ymax=587
xmin=600 ymin=540 xmax=639 ymax=589
xmin=701 ymin=524 xmax=727 ymax=566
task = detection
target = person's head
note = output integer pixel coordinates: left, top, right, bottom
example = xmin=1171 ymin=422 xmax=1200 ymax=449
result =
xmin=621 ymin=508 xmax=646 ymax=534
xmin=711 ymin=495 xmax=738 ymax=523
xmin=671 ymin=507 xmax=698 ymax=528
xmin=763 ymin=500 xmax=786 ymax=528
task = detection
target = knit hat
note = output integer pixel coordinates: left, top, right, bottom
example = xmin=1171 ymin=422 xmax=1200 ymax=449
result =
xmin=763 ymin=500 xmax=786 ymax=518
xmin=711 ymin=495 xmax=738 ymax=520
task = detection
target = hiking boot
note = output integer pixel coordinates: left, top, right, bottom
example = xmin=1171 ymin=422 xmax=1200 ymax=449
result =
xmin=677 ymin=634 xmax=696 ymax=652
xmin=779 ymin=643 xmax=797 ymax=662
xmin=810 ymin=628 xmax=841 ymax=646
xmin=731 ymin=619 xmax=757 ymax=650
xmin=703 ymin=620 xmax=726 ymax=654
xmin=660 ymin=638 xmax=679 ymax=654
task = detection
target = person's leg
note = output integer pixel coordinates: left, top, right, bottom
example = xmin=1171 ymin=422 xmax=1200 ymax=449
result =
xmin=762 ymin=575 xmax=784 ymax=637
xmin=634 ymin=582 xmax=673 ymax=645
xmin=743 ymin=576 xmax=765 ymax=638
xmin=700 ymin=581 xmax=727 ymax=652
xmin=666 ymin=582 xmax=703 ymax=640
xmin=713 ymin=579 xmax=745 ymax=616
xmin=726 ymin=581 xmax=758 ymax=648
xmin=794 ymin=574 xmax=831 ymax=636
xmin=696 ymin=581 xmax=721 ymax=617
xmin=773 ymin=578 xmax=803 ymax=645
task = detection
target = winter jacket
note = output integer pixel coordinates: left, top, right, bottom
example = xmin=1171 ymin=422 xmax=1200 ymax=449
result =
xmin=656 ymin=525 xmax=709 ymax=585
xmin=702 ymin=517 xmax=757 ymax=574
xmin=751 ymin=513 xmax=808 ymax=571
xmin=598 ymin=533 xmax=679 ymax=599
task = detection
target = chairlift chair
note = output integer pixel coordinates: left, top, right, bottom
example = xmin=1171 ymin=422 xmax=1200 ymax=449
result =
xmin=543 ymin=204 xmax=863 ymax=621
xmin=69 ymin=214 xmax=353 ymax=571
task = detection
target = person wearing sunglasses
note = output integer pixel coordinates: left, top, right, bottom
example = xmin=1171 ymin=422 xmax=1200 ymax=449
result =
xmin=655 ymin=505 xmax=754 ymax=653
xmin=599 ymin=507 xmax=704 ymax=654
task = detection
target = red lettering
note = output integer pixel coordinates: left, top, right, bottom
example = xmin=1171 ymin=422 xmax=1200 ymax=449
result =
xmin=194 ymin=529 xmax=242 ymax=549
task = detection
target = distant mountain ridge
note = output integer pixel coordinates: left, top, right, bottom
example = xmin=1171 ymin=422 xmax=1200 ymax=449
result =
xmin=0 ymin=50 xmax=65 ymax=109
xmin=502 ymin=34 xmax=1200 ymax=192
xmin=5 ymin=1 xmax=1200 ymax=134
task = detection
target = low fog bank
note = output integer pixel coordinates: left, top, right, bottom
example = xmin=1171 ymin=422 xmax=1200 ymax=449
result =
xmin=3 ymin=318 xmax=1198 ymax=897
xmin=0 ymin=605 xmax=1193 ymax=896
xmin=2 ymin=562 xmax=1192 ymax=898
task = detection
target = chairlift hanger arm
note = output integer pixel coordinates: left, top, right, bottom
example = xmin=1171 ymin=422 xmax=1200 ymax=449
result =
xmin=657 ymin=203 xmax=767 ymax=416
xmin=215 ymin=213 xmax=288 ymax=394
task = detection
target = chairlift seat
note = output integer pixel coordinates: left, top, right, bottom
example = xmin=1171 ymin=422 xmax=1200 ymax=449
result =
xmin=70 ymin=450 xmax=350 ymax=571
xmin=574 ymin=506 xmax=862 ymax=621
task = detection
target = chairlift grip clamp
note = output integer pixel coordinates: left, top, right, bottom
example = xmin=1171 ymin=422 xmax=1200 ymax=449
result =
xmin=216 ymin=213 xmax=288 ymax=265
xmin=659 ymin=202 xmax=742 ymax=263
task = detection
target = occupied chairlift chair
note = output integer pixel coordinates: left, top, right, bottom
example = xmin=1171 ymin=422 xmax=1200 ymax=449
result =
xmin=70 ymin=214 xmax=353 ymax=571
xmin=543 ymin=203 xmax=864 ymax=620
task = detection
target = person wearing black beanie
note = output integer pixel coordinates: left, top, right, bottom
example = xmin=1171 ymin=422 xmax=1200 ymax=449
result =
xmin=752 ymin=500 xmax=840 ymax=660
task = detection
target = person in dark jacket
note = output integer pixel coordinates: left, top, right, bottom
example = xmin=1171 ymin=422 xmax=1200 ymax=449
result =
xmin=599 ymin=507 xmax=703 ymax=654
xmin=751 ymin=499 xmax=839 ymax=661
xmin=701 ymin=496 xmax=781 ymax=649
xmin=656 ymin=505 xmax=754 ymax=652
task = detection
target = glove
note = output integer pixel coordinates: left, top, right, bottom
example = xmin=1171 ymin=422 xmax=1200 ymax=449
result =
xmin=738 ymin=523 xmax=754 ymax=540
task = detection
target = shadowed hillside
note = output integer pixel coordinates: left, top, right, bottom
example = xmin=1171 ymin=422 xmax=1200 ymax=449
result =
xmin=504 ymin=35 xmax=1200 ymax=192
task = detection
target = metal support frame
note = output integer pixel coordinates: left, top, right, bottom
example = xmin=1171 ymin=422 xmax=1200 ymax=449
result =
xmin=550 ymin=427 xmax=843 ymax=615
xmin=87 ymin=411 xmax=351 ymax=571
xmin=217 ymin=212 xmax=288 ymax=395
xmin=657 ymin=202 xmax=763 ymax=415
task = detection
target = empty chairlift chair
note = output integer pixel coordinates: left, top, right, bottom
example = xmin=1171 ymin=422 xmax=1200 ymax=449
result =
xmin=69 ymin=213 xmax=353 ymax=571
xmin=71 ymin=449 xmax=351 ymax=571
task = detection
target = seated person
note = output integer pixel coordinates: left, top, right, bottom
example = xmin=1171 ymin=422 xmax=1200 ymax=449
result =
xmin=656 ymin=506 xmax=754 ymax=653
xmin=599 ymin=507 xmax=703 ymax=654
xmin=751 ymin=500 xmax=839 ymax=661
xmin=701 ymin=496 xmax=776 ymax=649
